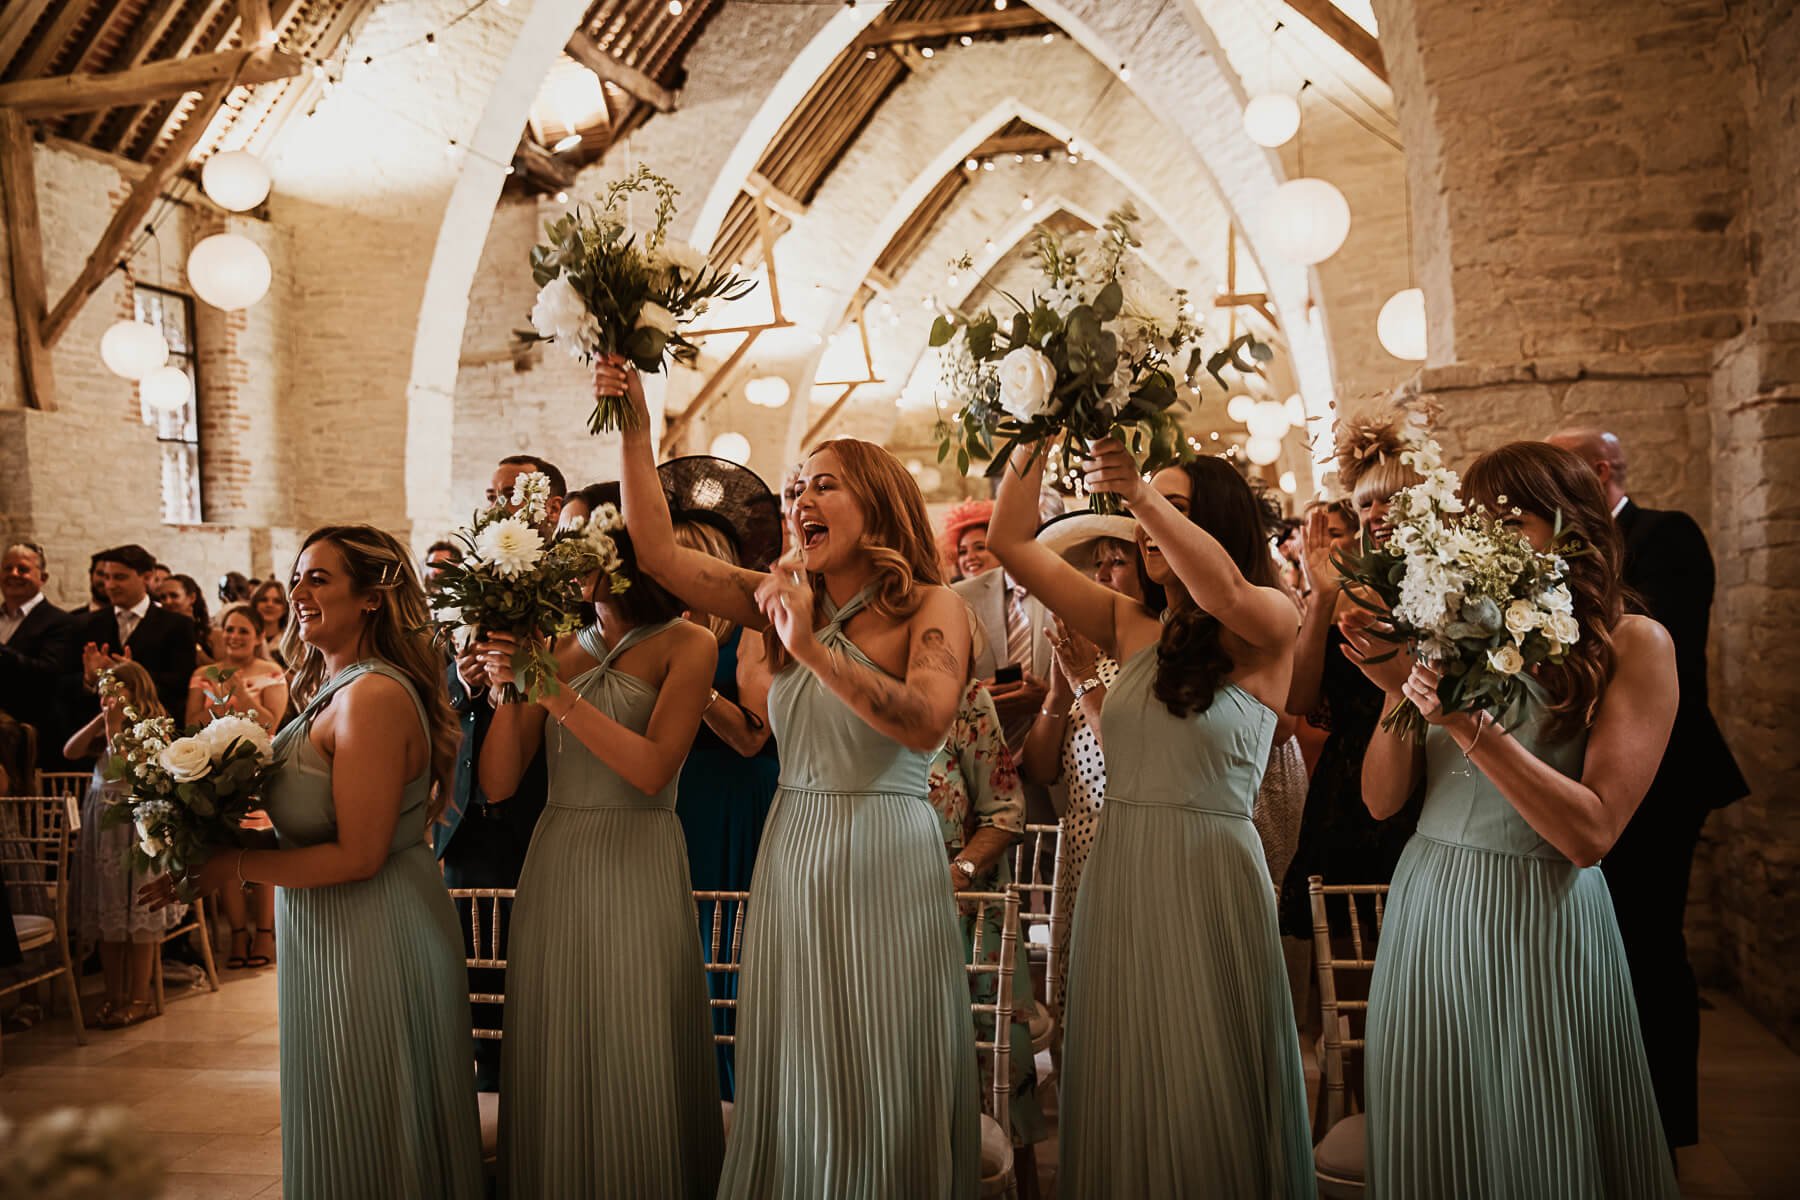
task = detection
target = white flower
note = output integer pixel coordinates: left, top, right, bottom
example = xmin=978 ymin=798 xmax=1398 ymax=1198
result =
xmin=1503 ymin=600 xmax=1540 ymax=640
xmin=657 ymin=240 xmax=710 ymax=281
xmin=196 ymin=714 xmax=274 ymax=766
xmin=635 ymin=300 xmax=678 ymax=336
xmin=133 ymin=816 xmax=166 ymax=857
xmin=529 ymin=272 xmax=596 ymax=350
xmin=997 ymin=346 xmax=1057 ymax=422
xmin=1487 ymin=644 xmax=1525 ymax=676
xmin=1545 ymin=610 xmax=1580 ymax=645
xmin=157 ymin=737 xmax=214 ymax=783
xmin=1541 ymin=583 xmax=1575 ymax=616
xmin=509 ymin=472 xmax=551 ymax=526
xmin=473 ymin=516 xmax=545 ymax=579
xmin=451 ymin=624 xmax=479 ymax=652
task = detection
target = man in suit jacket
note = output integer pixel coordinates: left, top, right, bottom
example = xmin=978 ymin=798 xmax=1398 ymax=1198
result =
xmin=0 ymin=542 xmax=75 ymax=767
xmin=1550 ymin=428 xmax=1748 ymax=1151
xmin=65 ymin=544 xmax=195 ymax=738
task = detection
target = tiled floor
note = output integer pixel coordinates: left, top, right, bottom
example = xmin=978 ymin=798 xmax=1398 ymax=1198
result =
xmin=2 ymin=968 xmax=1795 ymax=1197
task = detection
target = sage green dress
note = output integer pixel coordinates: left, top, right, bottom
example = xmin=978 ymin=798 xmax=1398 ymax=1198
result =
xmin=265 ymin=660 xmax=483 ymax=1200
xmin=719 ymin=587 xmax=981 ymax=1199
xmin=1366 ymin=711 xmax=1680 ymax=1198
xmin=1059 ymin=645 xmax=1314 ymax=1198
xmin=500 ymin=620 xmax=724 ymax=1199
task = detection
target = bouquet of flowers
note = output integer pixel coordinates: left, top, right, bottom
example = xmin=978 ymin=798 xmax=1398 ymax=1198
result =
xmin=929 ymin=205 xmax=1269 ymax=513
xmin=0 ymin=1105 xmax=165 ymax=1200
xmin=1333 ymin=427 xmax=1588 ymax=741
xmin=521 ymin=165 xmax=756 ymax=435
xmin=423 ymin=472 xmax=630 ymax=704
xmin=97 ymin=670 xmax=275 ymax=894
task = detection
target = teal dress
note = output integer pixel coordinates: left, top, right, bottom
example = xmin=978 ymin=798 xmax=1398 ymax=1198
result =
xmin=500 ymin=620 xmax=724 ymax=1199
xmin=718 ymin=587 xmax=981 ymax=1199
xmin=264 ymin=661 xmax=483 ymax=1200
xmin=1366 ymin=712 xmax=1679 ymax=1198
xmin=1059 ymin=644 xmax=1314 ymax=1198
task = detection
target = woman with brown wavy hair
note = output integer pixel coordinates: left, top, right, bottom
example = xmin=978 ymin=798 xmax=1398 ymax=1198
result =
xmin=145 ymin=524 xmax=481 ymax=1199
xmin=988 ymin=437 xmax=1313 ymax=1197
xmin=605 ymin=358 xmax=980 ymax=1198
xmin=1344 ymin=441 xmax=1680 ymax=1198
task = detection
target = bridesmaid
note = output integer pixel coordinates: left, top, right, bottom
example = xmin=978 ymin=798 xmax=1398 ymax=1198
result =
xmin=988 ymin=438 xmax=1313 ymax=1197
xmin=474 ymin=519 xmax=724 ymax=1198
xmin=145 ymin=525 xmax=481 ymax=1200
xmin=605 ymin=356 xmax=981 ymax=1198
xmin=1347 ymin=442 xmax=1680 ymax=1197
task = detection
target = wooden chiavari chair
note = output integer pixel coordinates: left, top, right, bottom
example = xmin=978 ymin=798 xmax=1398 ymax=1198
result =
xmin=0 ymin=795 xmax=86 ymax=1072
xmin=695 ymin=889 xmax=749 ymax=1134
xmin=449 ymin=886 xmax=513 ymax=1173
xmin=1307 ymin=876 xmax=1390 ymax=1199
xmin=1009 ymin=822 xmax=1062 ymax=1072
xmin=960 ymin=888 xmax=1023 ymax=1200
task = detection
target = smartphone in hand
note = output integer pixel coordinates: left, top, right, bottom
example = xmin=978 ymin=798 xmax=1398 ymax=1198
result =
xmin=993 ymin=663 xmax=1023 ymax=686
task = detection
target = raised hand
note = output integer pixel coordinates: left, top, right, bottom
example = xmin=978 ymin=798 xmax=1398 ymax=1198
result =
xmin=475 ymin=631 xmax=525 ymax=691
xmin=1047 ymin=615 xmax=1100 ymax=684
xmin=1337 ymin=607 xmax=1413 ymax=695
xmin=592 ymin=356 xmax=649 ymax=424
xmin=1080 ymin=437 xmax=1147 ymax=507
xmin=754 ymin=552 xmax=822 ymax=668
xmin=1300 ymin=506 xmax=1341 ymax=595
xmin=1400 ymin=660 xmax=1449 ymax=725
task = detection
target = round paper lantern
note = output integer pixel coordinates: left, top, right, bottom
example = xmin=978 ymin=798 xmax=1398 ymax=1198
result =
xmin=1226 ymin=394 xmax=1254 ymax=423
xmin=1283 ymin=393 xmax=1307 ymax=427
xmin=1377 ymin=287 xmax=1428 ymax=361
xmin=1246 ymin=400 xmax=1289 ymax=441
xmin=140 ymin=366 xmax=192 ymax=413
xmin=1243 ymin=93 xmax=1301 ymax=148
xmin=187 ymin=233 xmax=271 ymax=310
xmin=201 ymin=150 xmax=271 ymax=212
xmin=99 ymin=320 xmax=168 ymax=380
xmin=1245 ymin=435 xmax=1283 ymax=466
xmin=745 ymin=376 xmax=790 ymax=409
xmin=1269 ymin=178 xmax=1351 ymax=265
xmin=1278 ymin=470 xmax=1297 ymax=494
xmin=709 ymin=432 xmax=752 ymax=465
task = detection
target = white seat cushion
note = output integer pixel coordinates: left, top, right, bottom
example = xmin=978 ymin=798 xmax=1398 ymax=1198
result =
xmin=978 ymin=1113 xmax=1014 ymax=1189
xmin=1314 ymin=1112 xmax=1366 ymax=1198
xmin=12 ymin=913 xmax=53 ymax=951
xmin=478 ymin=1091 xmax=499 ymax=1161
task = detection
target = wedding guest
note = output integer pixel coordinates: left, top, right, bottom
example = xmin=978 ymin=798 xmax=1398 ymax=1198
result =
xmin=85 ymin=554 xmax=109 ymax=611
xmin=990 ymin=438 xmax=1312 ymax=1196
xmin=218 ymin=571 xmax=253 ymax=606
xmin=0 ymin=542 xmax=74 ymax=767
xmin=249 ymin=580 xmax=290 ymax=666
xmin=146 ymin=562 xmax=171 ymax=595
xmin=1349 ymin=441 xmax=1679 ymax=1197
xmin=68 ymin=545 xmax=195 ymax=733
xmin=156 ymin=574 xmax=214 ymax=665
xmin=476 ymin=520 xmax=723 ymax=1197
xmin=421 ymin=541 xmax=461 ymax=594
xmin=1548 ymin=426 xmax=1748 ymax=1152
xmin=612 ymin=357 xmax=980 ymax=1197
xmin=952 ymin=504 xmax=1051 ymax=748
xmin=66 ymin=661 xmax=184 ymax=1028
xmin=144 ymin=525 xmax=483 ymax=1199
xmin=942 ymin=499 xmax=1000 ymax=582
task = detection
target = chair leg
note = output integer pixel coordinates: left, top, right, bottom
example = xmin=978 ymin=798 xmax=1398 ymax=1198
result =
xmin=152 ymin=949 xmax=165 ymax=1015
xmin=56 ymin=938 xmax=87 ymax=1046
xmin=193 ymin=898 xmax=220 ymax=993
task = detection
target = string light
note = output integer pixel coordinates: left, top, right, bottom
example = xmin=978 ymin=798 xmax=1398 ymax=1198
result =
xmin=425 ymin=33 xmax=438 ymax=56
xmin=920 ymin=46 xmax=934 ymax=58
xmin=1020 ymin=193 xmax=1034 ymax=211
xmin=960 ymin=35 xmax=973 ymax=46
xmin=552 ymin=132 xmax=582 ymax=153
xmin=668 ymin=0 xmax=684 ymax=15
xmin=1119 ymin=64 xmax=1132 ymax=82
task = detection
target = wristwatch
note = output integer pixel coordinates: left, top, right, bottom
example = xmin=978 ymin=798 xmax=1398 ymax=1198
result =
xmin=951 ymin=858 xmax=977 ymax=886
xmin=1071 ymin=676 xmax=1103 ymax=702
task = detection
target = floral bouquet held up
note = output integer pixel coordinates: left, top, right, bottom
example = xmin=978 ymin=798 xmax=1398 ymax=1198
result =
xmin=930 ymin=205 xmax=1270 ymax=514
xmin=1333 ymin=430 xmax=1589 ymax=742
xmin=423 ymin=472 xmax=632 ymax=705
xmin=97 ymin=670 xmax=276 ymax=898
xmin=521 ymin=165 xmax=756 ymax=436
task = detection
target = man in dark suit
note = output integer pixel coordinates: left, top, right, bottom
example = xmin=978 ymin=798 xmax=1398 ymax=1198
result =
xmin=65 ymin=544 xmax=196 ymax=741
xmin=433 ymin=454 xmax=564 ymax=1091
xmin=1550 ymin=428 xmax=1748 ymax=1152
xmin=0 ymin=542 xmax=75 ymax=767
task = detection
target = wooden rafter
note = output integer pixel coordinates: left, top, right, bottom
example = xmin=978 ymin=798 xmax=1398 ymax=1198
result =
xmin=802 ymin=383 xmax=862 ymax=446
xmin=1283 ymin=0 xmax=1387 ymax=82
xmin=0 ymin=110 xmax=56 ymax=410
xmin=566 ymin=29 xmax=676 ymax=113
xmin=109 ymin=0 xmax=235 ymax=157
xmin=240 ymin=0 xmax=273 ymax=48
xmin=0 ymin=47 xmax=302 ymax=117
xmin=512 ymin=134 xmax=576 ymax=192
xmin=742 ymin=171 xmax=805 ymax=221
xmin=11 ymin=0 xmax=95 ymax=82
xmin=663 ymin=328 xmax=764 ymax=450
xmin=0 ymin=2 xmax=56 ymax=76
xmin=971 ymin=130 xmax=1065 ymax=158
xmin=63 ymin=1 xmax=194 ymax=142
xmin=854 ymin=9 xmax=1053 ymax=48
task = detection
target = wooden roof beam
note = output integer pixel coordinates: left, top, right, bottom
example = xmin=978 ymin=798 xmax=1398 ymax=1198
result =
xmin=566 ymin=30 xmax=675 ymax=114
xmin=1282 ymin=0 xmax=1387 ymax=83
xmin=0 ymin=47 xmax=303 ymax=118
xmin=971 ymin=131 xmax=1066 ymax=158
xmin=743 ymin=171 xmax=806 ymax=221
xmin=512 ymin=135 xmax=576 ymax=192
xmin=1 ymin=110 xmax=56 ymax=410
xmin=856 ymin=9 xmax=1055 ymax=48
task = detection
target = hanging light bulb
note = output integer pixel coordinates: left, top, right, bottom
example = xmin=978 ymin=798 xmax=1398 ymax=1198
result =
xmin=964 ymin=157 xmax=979 ymax=171
xmin=668 ymin=0 xmax=684 ymax=14
xmin=186 ymin=233 xmax=272 ymax=310
xmin=1246 ymin=401 xmax=1290 ymax=440
xmin=1245 ymin=435 xmax=1283 ymax=466
xmin=201 ymin=150 xmax=271 ymax=211
xmin=555 ymin=190 xmax=570 ymax=204
xmin=1243 ymin=93 xmax=1302 ymax=148
xmin=709 ymin=432 xmax=752 ymax=465
xmin=140 ymin=366 xmax=192 ymax=413
xmin=920 ymin=46 xmax=934 ymax=58
xmin=745 ymin=376 xmax=790 ymax=409
xmin=1377 ymin=287 xmax=1428 ymax=360
xmin=1021 ymin=194 xmax=1034 ymax=211
xmin=552 ymin=132 xmax=583 ymax=153
xmin=425 ymin=33 xmax=438 ymax=56
xmin=100 ymin=320 xmax=169 ymax=380
xmin=1226 ymin=394 xmax=1254 ymax=423
xmin=1269 ymin=177 xmax=1351 ymax=265
xmin=1119 ymin=64 xmax=1132 ymax=82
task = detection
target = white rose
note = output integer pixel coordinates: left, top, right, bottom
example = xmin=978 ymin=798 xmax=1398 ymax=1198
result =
xmin=1503 ymin=599 xmax=1539 ymax=640
xmin=1546 ymin=610 xmax=1580 ymax=645
xmin=1487 ymin=644 xmax=1525 ymax=676
xmin=157 ymin=737 xmax=214 ymax=783
xmin=635 ymin=300 xmax=678 ymax=337
xmin=197 ymin=714 xmax=275 ymax=766
xmin=529 ymin=272 xmax=591 ymax=344
xmin=997 ymin=346 xmax=1057 ymax=422
xmin=1541 ymin=583 xmax=1575 ymax=616
xmin=658 ymin=239 xmax=710 ymax=281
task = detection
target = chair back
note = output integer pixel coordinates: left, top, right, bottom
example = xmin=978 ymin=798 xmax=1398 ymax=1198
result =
xmin=1009 ymin=822 xmax=1061 ymax=989
xmin=958 ymin=888 xmax=1021 ymax=1130
xmin=694 ymin=890 xmax=749 ymax=1045
xmin=1307 ymin=876 xmax=1388 ymax=1131
xmin=37 ymin=772 xmax=89 ymax=831
xmin=448 ymin=887 xmax=515 ymax=1040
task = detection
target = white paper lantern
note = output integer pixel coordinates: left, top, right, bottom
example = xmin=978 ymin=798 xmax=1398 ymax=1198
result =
xmin=1226 ymin=394 xmax=1254 ymax=423
xmin=1245 ymin=435 xmax=1283 ymax=466
xmin=201 ymin=150 xmax=271 ymax=212
xmin=187 ymin=233 xmax=271 ymax=310
xmin=1283 ymin=393 xmax=1307 ymax=427
xmin=1278 ymin=470 xmax=1297 ymax=494
xmin=709 ymin=432 xmax=752 ymax=465
xmin=1269 ymin=178 xmax=1352 ymax=265
xmin=140 ymin=366 xmax=192 ymax=413
xmin=1243 ymin=93 xmax=1301 ymax=148
xmin=99 ymin=320 xmax=168 ymax=380
xmin=1377 ymin=287 xmax=1428 ymax=361
xmin=745 ymin=376 xmax=790 ymax=409
xmin=1246 ymin=400 xmax=1289 ymax=441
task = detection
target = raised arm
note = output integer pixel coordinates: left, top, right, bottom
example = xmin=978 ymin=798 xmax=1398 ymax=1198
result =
xmin=604 ymin=357 xmax=769 ymax=630
xmin=988 ymin=441 xmax=1134 ymax=655
xmin=1287 ymin=509 xmax=1342 ymax=716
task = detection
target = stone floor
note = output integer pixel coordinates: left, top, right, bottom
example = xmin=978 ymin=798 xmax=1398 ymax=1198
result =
xmin=1 ymin=967 xmax=1796 ymax=1198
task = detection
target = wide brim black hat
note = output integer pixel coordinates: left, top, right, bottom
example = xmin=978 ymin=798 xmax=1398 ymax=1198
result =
xmin=657 ymin=455 xmax=784 ymax=573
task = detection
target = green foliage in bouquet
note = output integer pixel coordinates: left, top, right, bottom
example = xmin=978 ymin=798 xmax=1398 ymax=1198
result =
xmin=928 ymin=205 xmax=1270 ymax=513
xmin=519 ymin=165 xmax=756 ymax=435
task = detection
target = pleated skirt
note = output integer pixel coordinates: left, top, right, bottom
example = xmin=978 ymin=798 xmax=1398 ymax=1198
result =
xmin=1366 ymin=834 xmax=1680 ymax=1199
xmin=500 ymin=803 xmax=724 ymax=1200
xmin=275 ymin=843 xmax=484 ymax=1200
xmin=718 ymin=785 xmax=981 ymax=1200
xmin=1059 ymin=799 xmax=1315 ymax=1199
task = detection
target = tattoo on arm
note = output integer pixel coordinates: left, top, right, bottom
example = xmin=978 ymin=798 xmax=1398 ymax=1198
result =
xmin=825 ymin=646 xmax=930 ymax=727
xmin=909 ymin=628 xmax=961 ymax=679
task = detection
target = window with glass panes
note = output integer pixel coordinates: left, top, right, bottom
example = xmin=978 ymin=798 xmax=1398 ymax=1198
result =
xmin=133 ymin=284 xmax=203 ymax=524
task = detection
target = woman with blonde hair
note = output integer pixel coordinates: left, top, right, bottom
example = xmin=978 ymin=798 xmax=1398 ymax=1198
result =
xmin=144 ymin=525 xmax=481 ymax=1199
xmin=607 ymin=356 xmax=980 ymax=1198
